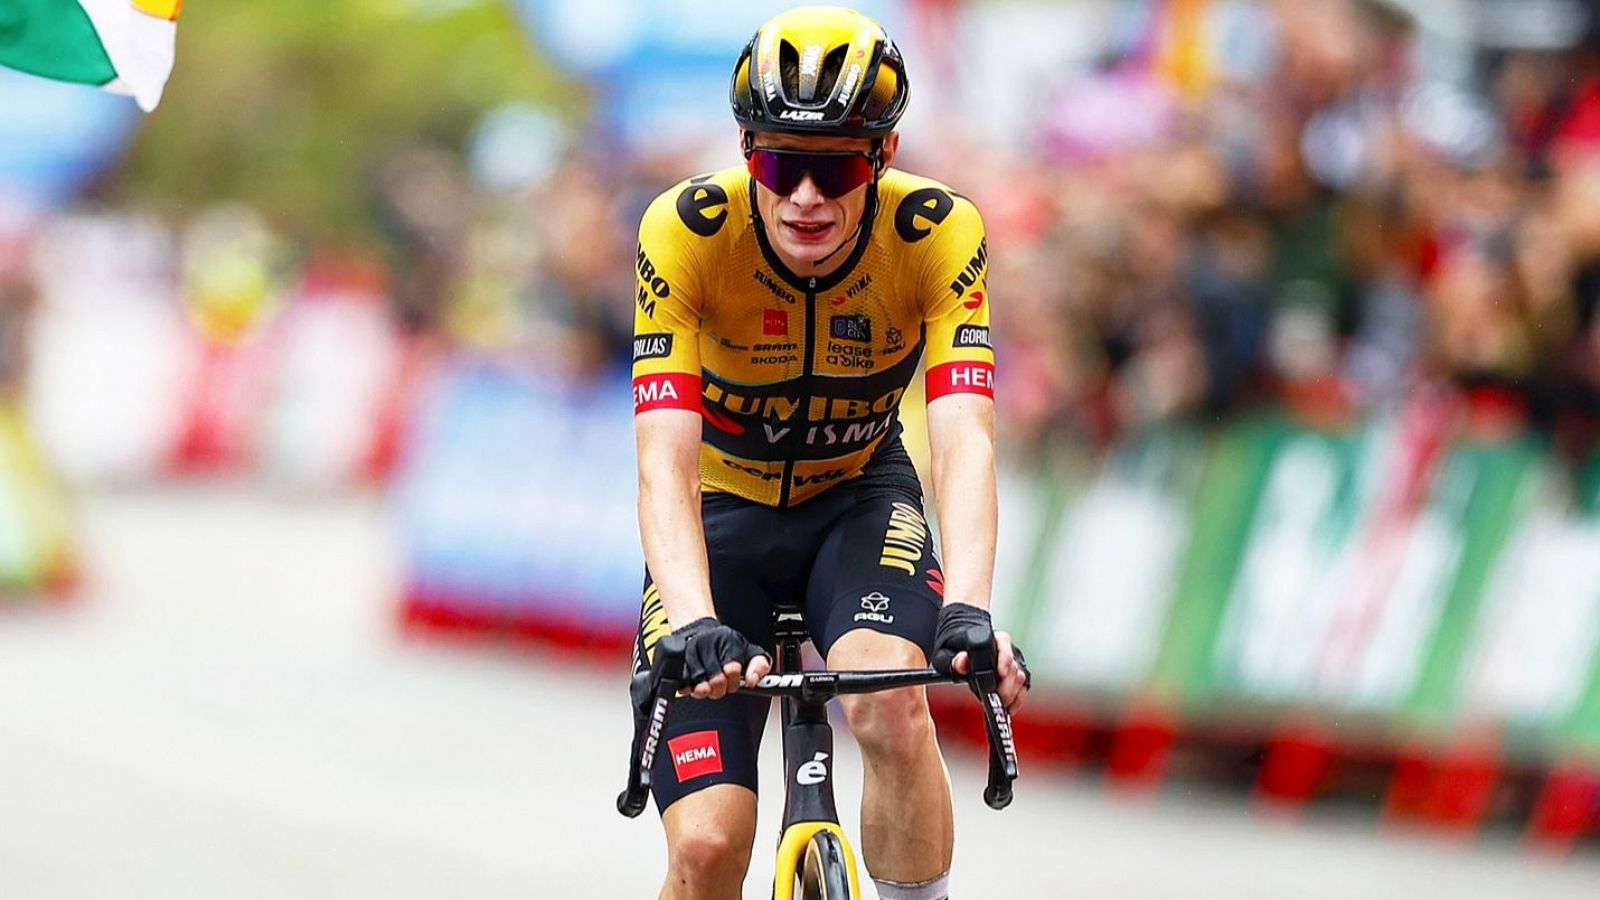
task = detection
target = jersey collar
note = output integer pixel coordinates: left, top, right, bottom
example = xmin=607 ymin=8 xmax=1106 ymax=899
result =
xmin=749 ymin=178 xmax=878 ymax=294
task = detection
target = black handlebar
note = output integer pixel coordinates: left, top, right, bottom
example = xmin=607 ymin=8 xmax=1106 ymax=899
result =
xmin=617 ymin=625 xmax=1019 ymax=817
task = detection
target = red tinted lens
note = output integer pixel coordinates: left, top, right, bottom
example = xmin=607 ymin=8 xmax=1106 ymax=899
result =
xmin=747 ymin=150 xmax=874 ymax=199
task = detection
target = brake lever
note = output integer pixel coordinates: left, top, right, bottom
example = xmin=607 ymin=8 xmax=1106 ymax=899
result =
xmin=617 ymin=635 xmax=686 ymax=818
xmin=962 ymin=625 xmax=1019 ymax=810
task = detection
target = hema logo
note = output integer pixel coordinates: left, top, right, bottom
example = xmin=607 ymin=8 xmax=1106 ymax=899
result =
xmin=667 ymin=730 xmax=724 ymax=781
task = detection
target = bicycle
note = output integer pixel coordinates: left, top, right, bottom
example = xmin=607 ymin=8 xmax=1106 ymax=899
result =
xmin=619 ymin=602 xmax=1020 ymax=899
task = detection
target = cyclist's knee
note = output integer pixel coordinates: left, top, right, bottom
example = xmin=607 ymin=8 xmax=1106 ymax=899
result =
xmin=668 ymin=829 xmax=750 ymax=885
xmin=829 ymin=631 xmax=935 ymax=760
xmin=662 ymin=789 xmax=757 ymax=892
xmin=842 ymin=687 xmax=934 ymax=761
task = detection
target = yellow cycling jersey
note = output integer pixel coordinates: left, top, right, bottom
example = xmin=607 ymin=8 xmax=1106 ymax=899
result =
xmin=631 ymin=165 xmax=994 ymax=507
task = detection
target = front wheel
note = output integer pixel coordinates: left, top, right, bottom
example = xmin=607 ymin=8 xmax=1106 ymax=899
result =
xmin=799 ymin=830 xmax=854 ymax=900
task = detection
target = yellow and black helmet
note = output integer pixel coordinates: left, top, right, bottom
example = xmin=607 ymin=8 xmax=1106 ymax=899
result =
xmin=729 ymin=6 xmax=909 ymax=139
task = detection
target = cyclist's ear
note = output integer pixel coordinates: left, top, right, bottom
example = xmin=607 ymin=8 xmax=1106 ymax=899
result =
xmin=877 ymin=132 xmax=899 ymax=171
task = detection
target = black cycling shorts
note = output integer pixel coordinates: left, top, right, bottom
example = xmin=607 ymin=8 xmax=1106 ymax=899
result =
xmin=629 ymin=438 xmax=943 ymax=813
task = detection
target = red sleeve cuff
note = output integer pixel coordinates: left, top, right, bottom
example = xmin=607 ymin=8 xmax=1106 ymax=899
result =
xmin=925 ymin=361 xmax=995 ymax=401
xmin=632 ymin=372 xmax=701 ymax=413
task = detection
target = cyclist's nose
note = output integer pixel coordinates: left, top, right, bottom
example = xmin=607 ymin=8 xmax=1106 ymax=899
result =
xmin=789 ymin=173 xmax=825 ymax=207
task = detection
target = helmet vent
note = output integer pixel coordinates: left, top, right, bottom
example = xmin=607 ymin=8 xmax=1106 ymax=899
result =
xmin=779 ymin=41 xmax=850 ymax=105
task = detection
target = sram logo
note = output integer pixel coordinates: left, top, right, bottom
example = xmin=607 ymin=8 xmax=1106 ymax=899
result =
xmin=988 ymin=693 xmax=1018 ymax=761
xmin=796 ymin=751 xmax=830 ymax=787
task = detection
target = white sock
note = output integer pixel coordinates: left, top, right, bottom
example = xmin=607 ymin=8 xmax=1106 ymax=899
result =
xmin=872 ymin=872 xmax=950 ymax=900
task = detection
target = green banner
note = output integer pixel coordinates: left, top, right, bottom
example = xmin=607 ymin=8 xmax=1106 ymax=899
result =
xmin=1000 ymin=412 xmax=1600 ymax=762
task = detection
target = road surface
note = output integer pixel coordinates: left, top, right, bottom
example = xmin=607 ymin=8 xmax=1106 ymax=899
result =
xmin=0 ymin=485 xmax=1595 ymax=898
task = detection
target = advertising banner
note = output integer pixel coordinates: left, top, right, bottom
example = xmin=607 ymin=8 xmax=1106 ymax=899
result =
xmin=395 ymin=361 xmax=642 ymax=638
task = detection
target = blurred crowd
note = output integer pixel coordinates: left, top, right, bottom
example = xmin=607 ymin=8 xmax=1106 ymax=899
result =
xmin=7 ymin=0 xmax=1600 ymax=469
xmin=964 ymin=0 xmax=1600 ymax=460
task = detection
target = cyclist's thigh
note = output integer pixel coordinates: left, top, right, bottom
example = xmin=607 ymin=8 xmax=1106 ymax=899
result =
xmin=802 ymin=486 xmax=941 ymax=662
xmin=632 ymin=494 xmax=810 ymax=813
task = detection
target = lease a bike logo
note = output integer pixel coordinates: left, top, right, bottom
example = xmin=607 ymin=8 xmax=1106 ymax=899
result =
xmin=668 ymin=730 xmax=724 ymax=781
xmin=796 ymin=751 xmax=830 ymax=787
xmin=854 ymin=591 xmax=895 ymax=625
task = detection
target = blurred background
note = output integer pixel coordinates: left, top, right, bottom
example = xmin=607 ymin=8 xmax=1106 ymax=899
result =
xmin=5 ymin=0 xmax=1600 ymax=896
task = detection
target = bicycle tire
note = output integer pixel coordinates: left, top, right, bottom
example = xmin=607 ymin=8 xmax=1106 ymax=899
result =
xmin=799 ymin=830 xmax=854 ymax=900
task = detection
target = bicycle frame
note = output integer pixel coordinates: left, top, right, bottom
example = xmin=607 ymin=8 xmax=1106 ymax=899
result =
xmin=762 ymin=603 xmax=862 ymax=898
xmin=619 ymin=612 xmax=1019 ymax=899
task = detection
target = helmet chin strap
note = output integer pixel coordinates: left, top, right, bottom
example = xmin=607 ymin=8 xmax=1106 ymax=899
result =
xmin=806 ymin=140 xmax=883 ymax=270
xmin=810 ymin=220 xmax=862 ymax=268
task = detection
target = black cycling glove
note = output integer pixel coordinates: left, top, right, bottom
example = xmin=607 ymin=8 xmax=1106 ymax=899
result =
xmin=930 ymin=603 xmax=1032 ymax=690
xmin=930 ymin=602 xmax=993 ymax=677
xmin=673 ymin=616 xmax=769 ymax=688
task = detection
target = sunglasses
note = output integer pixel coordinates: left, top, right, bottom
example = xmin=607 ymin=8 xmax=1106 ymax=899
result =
xmin=746 ymin=148 xmax=877 ymax=199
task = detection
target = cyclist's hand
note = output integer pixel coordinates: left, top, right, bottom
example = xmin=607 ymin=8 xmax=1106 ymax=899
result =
xmin=993 ymin=633 xmax=1031 ymax=712
xmin=932 ymin=603 xmax=1032 ymax=712
xmin=930 ymin=602 xmax=993 ymax=677
xmin=673 ymin=617 xmax=771 ymax=700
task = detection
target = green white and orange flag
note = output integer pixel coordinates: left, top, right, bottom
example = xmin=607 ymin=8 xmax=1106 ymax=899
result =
xmin=0 ymin=0 xmax=182 ymax=111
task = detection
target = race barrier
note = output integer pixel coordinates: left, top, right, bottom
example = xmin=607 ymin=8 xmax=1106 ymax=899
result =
xmin=392 ymin=376 xmax=1600 ymax=840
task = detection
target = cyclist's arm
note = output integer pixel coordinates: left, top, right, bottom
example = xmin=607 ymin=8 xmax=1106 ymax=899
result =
xmin=918 ymin=195 xmax=998 ymax=614
xmin=925 ymin=394 xmax=997 ymax=614
xmin=632 ymin=191 xmax=715 ymax=630
xmin=631 ymin=189 xmax=769 ymax=695
xmin=636 ymin=409 xmax=715 ymax=625
xmin=917 ymin=197 xmax=1026 ymax=706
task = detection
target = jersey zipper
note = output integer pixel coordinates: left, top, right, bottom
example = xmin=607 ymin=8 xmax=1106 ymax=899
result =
xmin=778 ymin=276 xmax=818 ymax=509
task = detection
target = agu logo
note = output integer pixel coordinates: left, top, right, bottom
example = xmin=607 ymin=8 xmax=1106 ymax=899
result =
xmin=668 ymin=730 xmax=724 ymax=781
xmin=854 ymin=592 xmax=894 ymax=625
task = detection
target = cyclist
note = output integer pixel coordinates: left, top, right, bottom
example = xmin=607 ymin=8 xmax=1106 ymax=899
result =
xmin=630 ymin=7 xmax=1029 ymax=899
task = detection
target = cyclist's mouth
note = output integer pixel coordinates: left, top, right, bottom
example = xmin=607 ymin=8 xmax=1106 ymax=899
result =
xmin=784 ymin=220 xmax=835 ymax=242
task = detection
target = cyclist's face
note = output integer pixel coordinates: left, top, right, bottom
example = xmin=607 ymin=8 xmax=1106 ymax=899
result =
xmin=749 ymin=131 xmax=898 ymax=275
